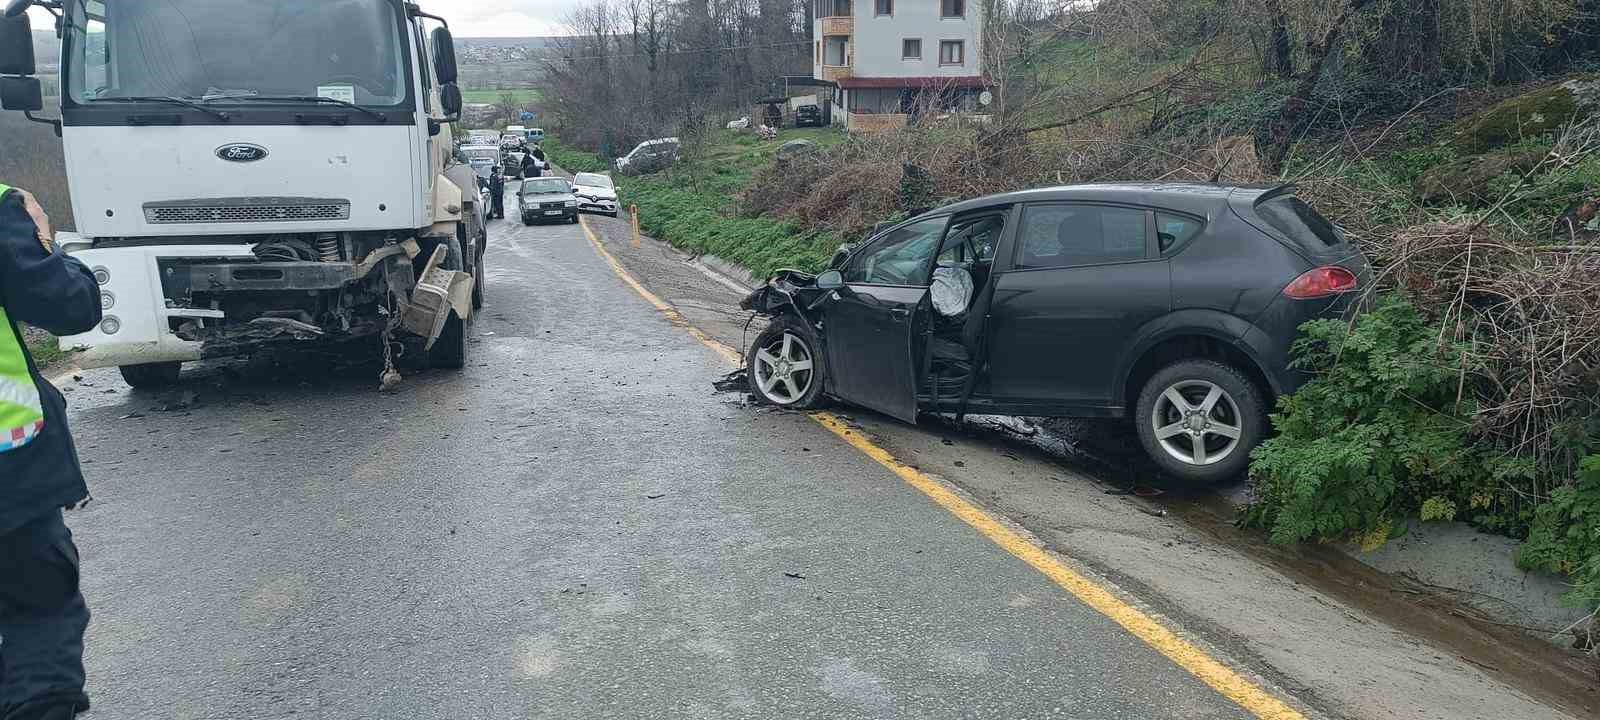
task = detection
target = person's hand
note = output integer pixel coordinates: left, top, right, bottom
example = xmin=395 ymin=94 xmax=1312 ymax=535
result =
xmin=15 ymin=188 xmax=53 ymax=250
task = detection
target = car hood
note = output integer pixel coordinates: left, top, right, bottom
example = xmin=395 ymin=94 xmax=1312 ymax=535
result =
xmin=573 ymin=185 xmax=617 ymax=199
xmin=520 ymin=192 xmax=577 ymax=204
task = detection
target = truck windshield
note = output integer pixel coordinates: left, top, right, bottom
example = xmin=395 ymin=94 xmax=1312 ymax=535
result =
xmin=65 ymin=0 xmax=409 ymax=107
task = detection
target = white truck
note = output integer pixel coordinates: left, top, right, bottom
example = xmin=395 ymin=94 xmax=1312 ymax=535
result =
xmin=0 ymin=0 xmax=488 ymax=387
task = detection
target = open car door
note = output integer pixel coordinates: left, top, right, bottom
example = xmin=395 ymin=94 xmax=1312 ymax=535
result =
xmin=823 ymin=216 xmax=948 ymax=423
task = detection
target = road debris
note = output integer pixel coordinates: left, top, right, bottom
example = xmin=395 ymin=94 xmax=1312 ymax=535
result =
xmin=783 ymin=572 xmax=806 ymax=580
xmin=646 ymin=493 xmax=667 ymax=500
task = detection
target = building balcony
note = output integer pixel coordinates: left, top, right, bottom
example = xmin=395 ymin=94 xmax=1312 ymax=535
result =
xmin=820 ymin=16 xmax=853 ymax=36
xmin=820 ymin=64 xmax=853 ymax=82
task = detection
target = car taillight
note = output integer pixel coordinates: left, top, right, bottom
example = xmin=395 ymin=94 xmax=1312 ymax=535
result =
xmin=1283 ymin=266 xmax=1358 ymax=300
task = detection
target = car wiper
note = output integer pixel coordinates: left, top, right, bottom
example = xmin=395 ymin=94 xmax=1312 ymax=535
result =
xmin=206 ymin=95 xmax=388 ymax=122
xmin=88 ymin=96 xmax=231 ymax=121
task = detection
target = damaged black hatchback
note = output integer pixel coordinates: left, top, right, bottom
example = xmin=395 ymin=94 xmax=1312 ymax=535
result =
xmin=740 ymin=183 xmax=1371 ymax=484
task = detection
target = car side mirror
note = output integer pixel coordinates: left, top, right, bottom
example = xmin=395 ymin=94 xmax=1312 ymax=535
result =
xmin=0 ymin=9 xmax=35 ymax=76
xmin=815 ymin=269 xmax=845 ymax=290
xmin=431 ymin=27 xmax=459 ymax=85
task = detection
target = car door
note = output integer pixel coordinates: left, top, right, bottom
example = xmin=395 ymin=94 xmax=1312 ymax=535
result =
xmin=985 ymin=203 xmax=1172 ymax=407
xmin=825 ymin=216 xmax=949 ymax=422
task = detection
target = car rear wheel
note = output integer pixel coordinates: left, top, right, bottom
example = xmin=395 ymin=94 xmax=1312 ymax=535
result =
xmin=1135 ymin=359 xmax=1264 ymax=485
xmin=746 ymin=319 xmax=825 ymax=409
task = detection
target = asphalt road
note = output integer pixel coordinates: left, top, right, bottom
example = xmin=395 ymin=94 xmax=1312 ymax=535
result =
xmin=54 ymin=204 xmax=1263 ymax=719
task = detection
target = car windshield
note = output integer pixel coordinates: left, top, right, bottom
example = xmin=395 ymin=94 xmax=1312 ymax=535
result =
xmin=574 ymin=174 xmax=614 ymax=189
xmin=522 ymin=179 xmax=570 ymax=195
xmin=65 ymin=0 xmax=408 ymax=106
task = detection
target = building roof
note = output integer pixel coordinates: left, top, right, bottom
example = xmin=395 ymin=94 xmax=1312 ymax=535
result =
xmin=837 ymin=76 xmax=989 ymax=89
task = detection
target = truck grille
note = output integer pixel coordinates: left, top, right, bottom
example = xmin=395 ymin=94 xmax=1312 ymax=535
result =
xmin=144 ymin=197 xmax=352 ymax=224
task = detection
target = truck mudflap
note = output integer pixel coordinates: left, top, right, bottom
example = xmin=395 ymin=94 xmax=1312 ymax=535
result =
xmin=398 ymin=243 xmax=474 ymax=350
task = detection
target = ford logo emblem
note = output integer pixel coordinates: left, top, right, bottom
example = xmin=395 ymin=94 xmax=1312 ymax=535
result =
xmin=216 ymin=144 xmax=268 ymax=162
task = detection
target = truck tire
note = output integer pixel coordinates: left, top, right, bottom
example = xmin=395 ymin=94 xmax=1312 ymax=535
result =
xmin=120 ymin=362 xmax=181 ymax=389
xmin=428 ymin=311 xmax=467 ymax=369
xmin=471 ymin=250 xmax=486 ymax=310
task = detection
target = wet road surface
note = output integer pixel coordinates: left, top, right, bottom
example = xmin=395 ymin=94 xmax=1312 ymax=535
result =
xmin=58 ymin=205 xmax=1264 ymax=718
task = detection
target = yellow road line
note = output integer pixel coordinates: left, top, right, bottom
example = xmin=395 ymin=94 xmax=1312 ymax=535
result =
xmin=577 ymin=215 xmax=1306 ymax=720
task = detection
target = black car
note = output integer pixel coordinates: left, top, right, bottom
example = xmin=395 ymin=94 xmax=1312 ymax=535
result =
xmin=739 ymin=183 xmax=1371 ymax=483
xmin=794 ymin=104 xmax=822 ymax=127
xmin=518 ymin=177 xmax=580 ymax=225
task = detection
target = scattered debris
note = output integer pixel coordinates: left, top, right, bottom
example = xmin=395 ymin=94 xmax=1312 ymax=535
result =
xmin=712 ymin=368 xmax=750 ymax=394
xmin=783 ymin=572 xmax=806 ymax=580
xmin=646 ymin=493 xmax=667 ymax=500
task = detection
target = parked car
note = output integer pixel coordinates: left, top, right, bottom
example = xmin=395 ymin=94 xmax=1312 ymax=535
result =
xmin=459 ymin=143 xmax=505 ymax=219
xmin=572 ymin=172 xmax=620 ymax=217
xmin=795 ymin=104 xmax=823 ymax=127
xmin=615 ymin=137 xmax=680 ymax=175
xmin=527 ymin=127 xmax=546 ymax=143
xmin=727 ymin=116 xmax=751 ymax=130
xmin=738 ymin=183 xmax=1372 ymax=484
xmin=518 ymin=177 xmax=580 ymax=225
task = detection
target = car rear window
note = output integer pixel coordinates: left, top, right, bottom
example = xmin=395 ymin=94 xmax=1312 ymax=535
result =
xmin=1255 ymin=195 xmax=1344 ymax=250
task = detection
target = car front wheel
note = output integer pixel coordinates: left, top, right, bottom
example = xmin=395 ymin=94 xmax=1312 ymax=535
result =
xmin=746 ymin=318 xmax=825 ymax=409
xmin=1134 ymin=359 xmax=1265 ymax=485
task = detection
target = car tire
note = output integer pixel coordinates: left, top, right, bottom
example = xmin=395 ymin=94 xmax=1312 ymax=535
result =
xmin=521 ymin=215 xmax=533 ymax=226
xmin=120 ymin=361 xmax=181 ymax=389
xmin=745 ymin=317 xmax=826 ymax=409
xmin=570 ymin=215 xmax=580 ymax=224
xmin=1135 ymin=359 xmax=1265 ymax=486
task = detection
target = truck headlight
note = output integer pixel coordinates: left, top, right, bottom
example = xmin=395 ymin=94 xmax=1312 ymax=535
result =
xmin=92 ymin=266 xmax=110 ymax=285
xmin=100 ymin=316 xmax=121 ymax=335
xmin=100 ymin=291 xmax=115 ymax=310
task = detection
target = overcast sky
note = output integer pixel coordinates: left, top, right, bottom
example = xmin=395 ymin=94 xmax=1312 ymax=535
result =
xmin=26 ymin=1 xmax=574 ymax=39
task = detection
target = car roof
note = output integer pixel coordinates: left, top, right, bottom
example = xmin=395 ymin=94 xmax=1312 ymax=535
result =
xmin=926 ymin=183 xmax=1279 ymax=218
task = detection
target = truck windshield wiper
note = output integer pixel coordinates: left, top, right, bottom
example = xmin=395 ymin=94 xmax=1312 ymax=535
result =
xmin=208 ymin=95 xmax=388 ymax=122
xmin=88 ymin=96 xmax=231 ymax=121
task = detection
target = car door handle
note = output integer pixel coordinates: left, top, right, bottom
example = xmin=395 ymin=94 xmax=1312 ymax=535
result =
xmin=888 ymin=307 xmax=911 ymax=317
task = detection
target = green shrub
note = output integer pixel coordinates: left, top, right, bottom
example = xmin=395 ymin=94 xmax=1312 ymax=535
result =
xmin=1244 ymin=297 xmax=1527 ymax=545
xmin=1518 ymin=454 xmax=1600 ymax=606
xmin=542 ymin=137 xmax=610 ymax=173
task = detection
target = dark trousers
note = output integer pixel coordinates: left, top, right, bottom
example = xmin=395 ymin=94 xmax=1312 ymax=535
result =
xmin=0 ymin=510 xmax=87 ymax=720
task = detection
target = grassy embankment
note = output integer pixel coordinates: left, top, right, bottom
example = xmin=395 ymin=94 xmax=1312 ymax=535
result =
xmin=545 ymin=128 xmax=847 ymax=280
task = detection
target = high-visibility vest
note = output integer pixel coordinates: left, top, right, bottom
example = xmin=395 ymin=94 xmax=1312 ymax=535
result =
xmin=0 ymin=182 xmax=46 ymax=453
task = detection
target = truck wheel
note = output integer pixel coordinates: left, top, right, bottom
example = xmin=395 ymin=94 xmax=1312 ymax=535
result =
xmin=471 ymin=252 xmax=486 ymax=310
xmin=428 ymin=311 xmax=468 ymax=370
xmin=120 ymin=362 xmax=181 ymax=389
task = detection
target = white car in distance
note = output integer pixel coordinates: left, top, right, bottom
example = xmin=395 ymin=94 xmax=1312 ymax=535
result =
xmin=572 ymin=173 xmax=620 ymax=217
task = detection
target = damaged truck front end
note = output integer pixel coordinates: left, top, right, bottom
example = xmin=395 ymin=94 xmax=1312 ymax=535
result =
xmin=66 ymin=231 xmax=474 ymax=385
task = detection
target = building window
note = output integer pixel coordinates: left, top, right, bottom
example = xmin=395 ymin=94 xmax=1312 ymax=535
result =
xmin=902 ymin=38 xmax=921 ymax=60
xmin=824 ymin=36 xmax=849 ymax=66
xmin=816 ymin=41 xmax=821 ymax=64
xmin=817 ymin=0 xmax=850 ymax=17
xmin=941 ymin=0 xmax=964 ymax=17
xmin=939 ymin=40 xmax=964 ymax=65
xmin=875 ymin=0 xmax=892 ymax=15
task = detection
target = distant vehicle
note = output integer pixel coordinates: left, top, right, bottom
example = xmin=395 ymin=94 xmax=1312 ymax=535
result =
xmin=460 ymin=143 xmax=505 ymax=219
xmin=506 ymin=124 xmax=527 ymax=138
xmin=572 ymin=173 xmax=619 ymax=217
xmin=615 ymin=137 xmax=680 ymax=175
xmin=738 ymin=183 xmax=1373 ymax=484
xmin=526 ymin=128 xmax=546 ymax=143
xmin=795 ymin=104 xmax=823 ymax=127
xmin=518 ymin=177 xmax=579 ymax=225
xmin=726 ymin=117 xmax=751 ymax=130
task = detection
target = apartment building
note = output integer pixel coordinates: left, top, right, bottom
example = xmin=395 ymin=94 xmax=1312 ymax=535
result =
xmin=811 ymin=0 xmax=988 ymax=131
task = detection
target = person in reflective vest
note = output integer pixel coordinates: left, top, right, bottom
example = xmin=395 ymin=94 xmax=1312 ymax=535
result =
xmin=0 ymin=183 xmax=102 ymax=720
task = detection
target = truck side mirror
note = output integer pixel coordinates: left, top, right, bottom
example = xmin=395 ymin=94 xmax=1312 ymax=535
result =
xmin=0 ymin=76 xmax=42 ymax=112
xmin=0 ymin=10 xmax=36 ymax=76
xmin=431 ymin=27 xmax=458 ymax=85
xmin=439 ymin=83 xmax=462 ymax=118
xmin=2 ymin=0 xmax=31 ymax=19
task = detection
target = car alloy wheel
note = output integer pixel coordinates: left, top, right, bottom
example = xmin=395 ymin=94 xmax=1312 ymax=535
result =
xmin=752 ymin=331 xmax=815 ymax=405
xmin=1150 ymin=379 xmax=1243 ymax=466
